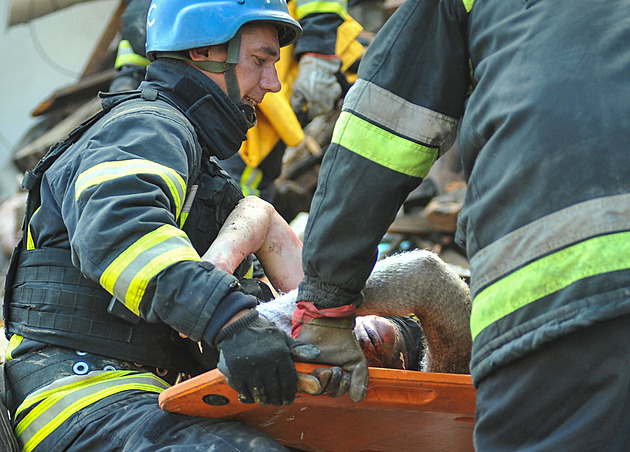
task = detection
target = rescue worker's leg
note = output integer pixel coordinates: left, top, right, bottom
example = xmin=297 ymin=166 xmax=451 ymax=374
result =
xmin=66 ymin=393 xmax=288 ymax=451
xmin=474 ymin=313 xmax=630 ymax=452
xmin=0 ymin=363 xmax=19 ymax=452
xmin=110 ymin=0 xmax=152 ymax=92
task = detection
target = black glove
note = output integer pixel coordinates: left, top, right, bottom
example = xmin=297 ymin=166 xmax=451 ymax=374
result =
xmin=215 ymin=310 xmax=320 ymax=406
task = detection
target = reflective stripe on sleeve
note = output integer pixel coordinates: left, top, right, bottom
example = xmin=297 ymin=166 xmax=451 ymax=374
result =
xmin=332 ymin=111 xmax=438 ymax=178
xmin=343 ymin=80 xmax=459 ymax=150
xmin=5 ymin=334 xmax=24 ymax=361
xmin=100 ymin=225 xmax=200 ymax=315
xmin=75 ymin=159 xmax=187 ymax=219
xmin=294 ymin=0 xmax=347 ymax=20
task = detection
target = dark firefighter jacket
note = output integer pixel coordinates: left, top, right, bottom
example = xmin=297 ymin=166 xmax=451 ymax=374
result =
xmin=8 ymin=57 xmax=259 ymax=362
xmin=4 ymin=58 xmax=261 ymax=450
xmin=298 ymin=0 xmax=630 ymax=387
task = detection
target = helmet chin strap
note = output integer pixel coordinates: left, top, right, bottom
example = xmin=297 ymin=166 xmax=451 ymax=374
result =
xmin=191 ymin=31 xmax=243 ymax=108
xmin=156 ymin=30 xmax=246 ymax=109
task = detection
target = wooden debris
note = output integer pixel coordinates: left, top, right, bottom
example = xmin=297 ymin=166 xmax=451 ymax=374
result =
xmin=13 ymin=97 xmax=102 ymax=173
xmin=424 ymin=184 xmax=466 ymax=233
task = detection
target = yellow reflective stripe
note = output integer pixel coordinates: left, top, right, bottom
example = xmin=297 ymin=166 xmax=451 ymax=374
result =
xmin=27 ymin=227 xmax=34 ymax=250
xmin=294 ymin=0 xmax=347 ymax=20
xmin=343 ymin=80 xmax=459 ymax=150
xmin=16 ymin=371 xmax=134 ymax=417
xmin=469 ymin=193 xmax=630 ymax=297
xmin=179 ymin=211 xmax=189 ymax=227
xmin=100 ymin=225 xmax=200 ymax=315
xmin=243 ymin=263 xmax=254 ymax=279
xmin=332 ymin=111 xmax=438 ymax=178
xmin=26 ymin=207 xmax=41 ymax=250
xmin=125 ymin=246 xmax=200 ymax=312
xmin=179 ymin=185 xmax=198 ymax=228
xmin=240 ymin=165 xmax=262 ymax=197
xmin=5 ymin=334 xmax=23 ymax=361
xmin=471 ymin=231 xmax=630 ymax=340
xmin=463 ymin=0 xmax=474 ymax=12
xmin=114 ymin=40 xmax=150 ymax=69
xmin=16 ymin=372 xmax=168 ymax=452
xmin=75 ymin=159 xmax=186 ymax=218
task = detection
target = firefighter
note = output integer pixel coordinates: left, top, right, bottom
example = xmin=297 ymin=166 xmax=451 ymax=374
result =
xmin=111 ymin=0 xmax=365 ymax=202
xmin=292 ymin=0 xmax=630 ymax=449
xmin=2 ymin=0 xmax=325 ymax=450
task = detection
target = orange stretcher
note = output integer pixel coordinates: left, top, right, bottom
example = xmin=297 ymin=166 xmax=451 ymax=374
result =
xmin=159 ymin=363 xmax=476 ymax=452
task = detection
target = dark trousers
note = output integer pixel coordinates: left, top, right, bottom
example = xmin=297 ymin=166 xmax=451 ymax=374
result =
xmin=474 ymin=314 xmax=630 ymax=451
xmin=65 ymin=393 xmax=288 ymax=451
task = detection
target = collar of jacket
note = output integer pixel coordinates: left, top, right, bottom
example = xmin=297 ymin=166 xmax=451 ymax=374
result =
xmin=141 ymin=58 xmax=252 ymax=160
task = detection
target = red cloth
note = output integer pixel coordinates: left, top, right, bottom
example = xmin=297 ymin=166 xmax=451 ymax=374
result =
xmin=291 ymin=301 xmax=356 ymax=338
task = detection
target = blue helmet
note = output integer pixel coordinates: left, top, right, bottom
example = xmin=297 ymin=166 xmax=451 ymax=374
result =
xmin=145 ymin=0 xmax=302 ymax=61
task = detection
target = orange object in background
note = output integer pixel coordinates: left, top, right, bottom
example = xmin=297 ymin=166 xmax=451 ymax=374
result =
xmin=159 ymin=363 xmax=476 ymax=452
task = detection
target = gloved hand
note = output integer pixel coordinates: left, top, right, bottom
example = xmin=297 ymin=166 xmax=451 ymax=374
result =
xmin=296 ymin=366 xmax=350 ymax=397
xmin=292 ymin=301 xmax=369 ymax=402
xmin=215 ymin=309 xmax=320 ymax=406
xmin=290 ymin=53 xmax=342 ymax=120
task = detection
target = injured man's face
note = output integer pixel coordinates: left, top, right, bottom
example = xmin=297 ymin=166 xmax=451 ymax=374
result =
xmin=354 ymin=315 xmax=411 ymax=370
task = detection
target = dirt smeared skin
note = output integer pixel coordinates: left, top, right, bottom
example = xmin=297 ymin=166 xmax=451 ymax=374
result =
xmin=202 ymin=196 xmax=304 ymax=292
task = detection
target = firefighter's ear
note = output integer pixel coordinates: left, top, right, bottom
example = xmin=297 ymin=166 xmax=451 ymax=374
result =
xmin=189 ymin=47 xmax=209 ymax=60
xmin=188 ymin=45 xmax=227 ymax=62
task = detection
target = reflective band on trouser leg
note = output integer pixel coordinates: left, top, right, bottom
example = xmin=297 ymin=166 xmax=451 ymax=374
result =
xmin=114 ymin=40 xmax=150 ymax=69
xmin=332 ymin=111 xmax=438 ymax=178
xmin=15 ymin=371 xmax=169 ymax=452
xmin=471 ymin=230 xmax=630 ymax=340
xmin=240 ymin=165 xmax=263 ymax=197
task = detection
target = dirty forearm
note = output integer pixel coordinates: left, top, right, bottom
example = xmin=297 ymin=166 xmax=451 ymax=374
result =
xmin=255 ymin=208 xmax=304 ymax=293
xmin=202 ymin=196 xmax=304 ymax=293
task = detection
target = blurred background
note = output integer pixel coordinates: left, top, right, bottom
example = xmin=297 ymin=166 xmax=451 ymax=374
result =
xmin=0 ymin=0 xmax=118 ymax=201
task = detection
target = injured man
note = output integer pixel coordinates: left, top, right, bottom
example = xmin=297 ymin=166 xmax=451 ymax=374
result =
xmin=202 ymin=196 xmax=472 ymax=376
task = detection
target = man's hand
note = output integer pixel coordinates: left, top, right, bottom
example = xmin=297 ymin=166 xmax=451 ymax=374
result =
xmin=292 ymin=302 xmax=368 ymax=402
xmin=296 ymin=367 xmax=350 ymax=397
xmin=215 ymin=309 xmax=320 ymax=406
xmin=290 ymin=53 xmax=342 ymax=120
